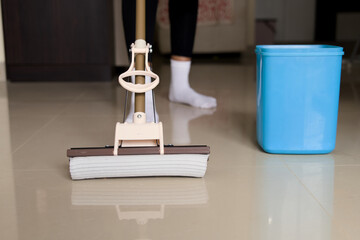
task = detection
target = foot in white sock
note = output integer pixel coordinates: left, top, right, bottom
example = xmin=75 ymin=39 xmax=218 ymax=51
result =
xmin=169 ymin=59 xmax=217 ymax=109
xmin=125 ymin=75 xmax=159 ymax=123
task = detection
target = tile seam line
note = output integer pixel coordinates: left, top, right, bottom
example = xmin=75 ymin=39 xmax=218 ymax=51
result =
xmin=11 ymin=91 xmax=88 ymax=154
xmin=283 ymin=163 xmax=351 ymax=238
xmin=283 ymin=163 xmax=332 ymax=217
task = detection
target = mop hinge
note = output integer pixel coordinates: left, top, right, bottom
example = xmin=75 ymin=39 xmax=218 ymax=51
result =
xmin=113 ymin=115 xmax=164 ymax=156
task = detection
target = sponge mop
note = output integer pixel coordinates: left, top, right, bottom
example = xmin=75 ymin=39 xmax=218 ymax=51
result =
xmin=67 ymin=0 xmax=210 ymax=180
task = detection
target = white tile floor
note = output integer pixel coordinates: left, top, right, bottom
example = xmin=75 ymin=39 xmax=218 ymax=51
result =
xmin=1 ymin=55 xmax=360 ymax=239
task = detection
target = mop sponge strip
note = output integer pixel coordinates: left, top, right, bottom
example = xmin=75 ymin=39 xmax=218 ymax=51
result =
xmin=70 ymin=154 xmax=209 ymax=180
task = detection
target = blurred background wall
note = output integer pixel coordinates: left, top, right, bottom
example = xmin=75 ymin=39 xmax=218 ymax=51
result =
xmin=0 ymin=0 xmax=6 ymax=82
xmin=1 ymin=0 xmax=359 ymax=82
xmin=256 ymin=0 xmax=316 ymax=43
xmin=113 ymin=0 xmax=129 ymax=67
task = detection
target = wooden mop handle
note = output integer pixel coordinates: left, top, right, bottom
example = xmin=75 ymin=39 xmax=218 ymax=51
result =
xmin=135 ymin=0 xmax=146 ymax=113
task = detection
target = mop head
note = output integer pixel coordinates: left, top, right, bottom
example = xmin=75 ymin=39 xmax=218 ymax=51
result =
xmin=68 ymin=38 xmax=210 ymax=180
xmin=68 ymin=146 xmax=209 ymax=180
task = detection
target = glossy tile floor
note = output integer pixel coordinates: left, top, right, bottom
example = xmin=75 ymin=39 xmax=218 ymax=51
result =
xmin=1 ymin=55 xmax=360 ymax=240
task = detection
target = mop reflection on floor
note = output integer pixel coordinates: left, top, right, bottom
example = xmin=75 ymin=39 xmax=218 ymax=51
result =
xmin=71 ymin=178 xmax=208 ymax=229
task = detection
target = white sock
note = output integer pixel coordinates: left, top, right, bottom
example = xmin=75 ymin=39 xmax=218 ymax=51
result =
xmin=126 ymin=75 xmax=159 ymax=123
xmin=169 ymin=59 xmax=217 ymax=109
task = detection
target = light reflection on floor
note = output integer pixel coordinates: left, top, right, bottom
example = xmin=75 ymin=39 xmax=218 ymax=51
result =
xmin=0 ymin=57 xmax=360 ymax=239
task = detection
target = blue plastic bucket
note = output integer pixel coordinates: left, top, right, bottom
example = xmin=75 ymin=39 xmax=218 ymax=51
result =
xmin=255 ymin=45 xmax=344 ymax=154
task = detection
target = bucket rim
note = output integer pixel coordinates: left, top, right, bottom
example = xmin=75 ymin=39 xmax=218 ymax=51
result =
xmin=255 ymin=45 xmax=344 ymax=56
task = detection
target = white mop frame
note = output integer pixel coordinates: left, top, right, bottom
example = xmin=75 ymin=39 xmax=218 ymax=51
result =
xmin=114 ymin=39 xmax=164 ymax=155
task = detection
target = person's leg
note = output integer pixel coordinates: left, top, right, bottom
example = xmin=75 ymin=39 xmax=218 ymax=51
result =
xmin=122 ymin=0 xmax=159 ymax=122
xmin=122 ymin=0 xmax=158 ymax=49
xmin=168 ymin=0 xmax=217 ymax=109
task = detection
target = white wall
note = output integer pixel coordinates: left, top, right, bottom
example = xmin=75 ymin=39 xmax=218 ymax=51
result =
xmin=256 ymin=0 xmax=316 ymax=42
